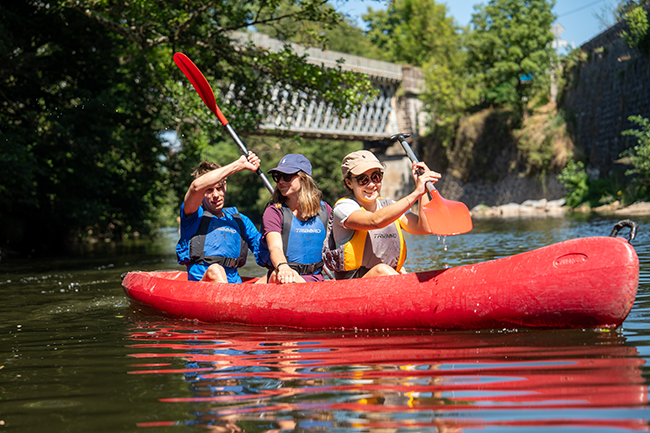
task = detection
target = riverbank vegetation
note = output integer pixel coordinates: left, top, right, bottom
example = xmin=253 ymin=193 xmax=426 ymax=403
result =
xmin=2 ymin=0 xmax=647 ymax=255
xmin=557 ymin=115 xmax=650 ymax=208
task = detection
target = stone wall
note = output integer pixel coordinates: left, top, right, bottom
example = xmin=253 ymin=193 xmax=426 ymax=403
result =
xmin=419 ymin=107 xmax=569 ymax=209
xmin=436 ymin=173 xmax=566 ymax=210
xmin=562 ymin=12 xmax=650 ymax=178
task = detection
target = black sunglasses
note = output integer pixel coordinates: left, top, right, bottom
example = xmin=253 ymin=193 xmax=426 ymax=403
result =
xmin=352 ymin=170 xmax=383 ymax=186
xmin=272 ymin=172 xmax=299 ymax=183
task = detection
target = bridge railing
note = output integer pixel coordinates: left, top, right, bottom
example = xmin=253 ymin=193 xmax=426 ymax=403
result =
xmin=224 ymin=31 xmax=421 ymax=140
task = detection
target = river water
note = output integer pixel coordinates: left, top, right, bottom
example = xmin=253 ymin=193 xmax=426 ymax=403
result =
xmin=2 ymin=215 xmax=650 ymax=432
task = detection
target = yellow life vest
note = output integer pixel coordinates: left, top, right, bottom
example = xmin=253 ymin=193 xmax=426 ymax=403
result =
xmin=322 ymin=198 xmax=407 ymax=273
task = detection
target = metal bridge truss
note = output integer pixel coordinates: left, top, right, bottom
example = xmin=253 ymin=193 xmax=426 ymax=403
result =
xmin=224 ymin=79 xmax=399 ymax=141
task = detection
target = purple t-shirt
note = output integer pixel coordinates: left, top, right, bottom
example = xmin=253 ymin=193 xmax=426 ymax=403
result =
xmin=261 ymin=202 xmax=332 ymax=282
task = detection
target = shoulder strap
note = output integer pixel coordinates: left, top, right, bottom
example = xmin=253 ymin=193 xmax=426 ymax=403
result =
xmin=322 ymin=199 xmax=348 ymax=272
xmin=281 ymin=203 xmax=327 ymax=251
xmin=231 ymin=212 xmax=248 ymax=268
xmin=277 ymin=204 xmax=329 ymax=276
xmin=377 ymin=197 xmax=393 ymax=207
xmin=280 ymin=206 xmax=293 ymax=256
xmin=334 ymin=197 xmax=354 ymax=206
xmin=189 ymin=206 xmax=214 ymax=264
xmin=317 ymin=202 xmax=328 ymax=228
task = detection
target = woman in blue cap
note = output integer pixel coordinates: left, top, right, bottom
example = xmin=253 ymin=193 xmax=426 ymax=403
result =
xmin=261 ymin=154 xmax=331 ymax=284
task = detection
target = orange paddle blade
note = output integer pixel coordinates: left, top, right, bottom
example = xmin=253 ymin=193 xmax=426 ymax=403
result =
xmin=390 ymin=132 xmax=472 ymax=236
xmin=423 ymin=190 xmax=473 ymax=236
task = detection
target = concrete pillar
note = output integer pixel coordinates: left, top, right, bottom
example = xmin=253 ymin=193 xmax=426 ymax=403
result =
xmin=363 ymin=65 xmax=424 ymax=201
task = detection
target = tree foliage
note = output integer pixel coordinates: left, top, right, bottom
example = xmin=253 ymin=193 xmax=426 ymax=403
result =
xmin=556 ymin=115 xmax=650 ymax=208
xmin=1 ymin=2 xmax=167 ymax=250
xmin=557 ymin=160 xmax=589 ymax=207
xmin=255 ymin=0 xmax=384 ymax=59
xmin=421 ymin=34 xmax=478 ymax=141
xmin=360 ymin=0 xmax=475 ymax=148
xmin=466 ymin=0 xmax=556 ymax=112
xmin=0 ymin=0 xmax=377 ymax=253
xmin=621 ymin=4 xmax=650 ymax=53
xmin=595 ymin=0 xmax=647 ymax=30
xmin=363 ymin=0 xmax=460 ymax=67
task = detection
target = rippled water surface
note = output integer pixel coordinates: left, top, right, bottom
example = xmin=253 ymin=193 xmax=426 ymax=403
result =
xmin=2 ymin=216 xmax=650 ymax=432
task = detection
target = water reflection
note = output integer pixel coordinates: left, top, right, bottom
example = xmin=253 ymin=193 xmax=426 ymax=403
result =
xmin=125 ymin=318 xmax=648 ymax=431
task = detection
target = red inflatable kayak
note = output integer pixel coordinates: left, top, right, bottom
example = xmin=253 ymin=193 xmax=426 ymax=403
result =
xmin=122 ymin=235 xmax=639 ymax=331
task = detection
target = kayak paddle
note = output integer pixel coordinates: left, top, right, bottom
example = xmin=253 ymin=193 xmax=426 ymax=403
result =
xmin=391 ymin=133 xmax=473 ymax=236
xmin=173 ymin=52 xmax=274 ymax=193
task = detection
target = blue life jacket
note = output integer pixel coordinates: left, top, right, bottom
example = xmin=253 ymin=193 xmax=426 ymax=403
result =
xmin=177 ymin=206 xmax=248 ymax=269
xmin=277 ymin=203 xmax=328 ymax=275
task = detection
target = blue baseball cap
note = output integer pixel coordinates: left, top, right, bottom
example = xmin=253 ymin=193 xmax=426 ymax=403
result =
xmin=267 ymin=154 xmax=312 ymax=176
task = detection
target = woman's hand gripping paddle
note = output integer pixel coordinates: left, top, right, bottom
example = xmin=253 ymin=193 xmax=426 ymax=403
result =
xmin=173 ymin=52 xmax=274 ymax=194
xmin=391 ymin=133 xmax=473 ymax=236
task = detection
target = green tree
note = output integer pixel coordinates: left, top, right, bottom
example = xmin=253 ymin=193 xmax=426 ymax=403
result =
xmin=363 ymin=0 xmax=460 ymax=67
xmin=362 ymin=0 xmax=472 ymax=145
xmin=0 ymin=0 xmax=377 ymax=254
xmin=255 ymin=1 xmax=384 ymax=59
xmin=421 ymin=34 xmax=478 ymax=140
xmin=466 ymin=0 xmax=556 ymax=112
xmin=1 ymin=1 xmax=168 ymax=250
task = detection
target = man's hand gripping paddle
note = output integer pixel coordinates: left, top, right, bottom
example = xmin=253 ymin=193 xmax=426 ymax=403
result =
xmin=391 ymin=133 xmax=473 ymax=236
xmin=173 ymin=52 xmax=274 ymax=193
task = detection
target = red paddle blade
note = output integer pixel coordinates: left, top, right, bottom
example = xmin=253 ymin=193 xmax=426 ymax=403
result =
xmin=423 ymin=190 xmax=473 ymax=236
xmin=173 ymin=53 xmax=228 ymax=126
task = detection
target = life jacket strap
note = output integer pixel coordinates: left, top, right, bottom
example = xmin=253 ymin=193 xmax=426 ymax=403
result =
xmin=287 ymin=261 xmax=324 ymax=275
xmin=203 ymin=255 xmax=246 ymax=269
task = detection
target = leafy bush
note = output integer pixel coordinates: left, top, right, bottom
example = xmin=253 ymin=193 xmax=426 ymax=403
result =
xmin=558 ymin=158 xmax=631 ymax=209
xmin=621 ymin=115 xmax=650 ymax=199
xmin=516 ymin=106 xmax=573 ymax=177
xmin=558 ymin=160 xmax=589 ymax=207
xmin=621 ymin=6 xmax=650 ymax=53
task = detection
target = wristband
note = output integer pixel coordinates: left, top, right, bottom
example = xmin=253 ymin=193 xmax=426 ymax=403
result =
xmin=275 ymin=262 xmax=289 ymax=272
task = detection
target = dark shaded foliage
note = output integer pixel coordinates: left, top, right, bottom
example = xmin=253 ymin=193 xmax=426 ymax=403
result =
xmin=0 ymin=0 xmax=375 ymax=255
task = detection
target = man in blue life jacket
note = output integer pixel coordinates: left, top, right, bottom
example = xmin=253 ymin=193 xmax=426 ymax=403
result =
xmin=176 ymin=152 xmax=268 ymax=283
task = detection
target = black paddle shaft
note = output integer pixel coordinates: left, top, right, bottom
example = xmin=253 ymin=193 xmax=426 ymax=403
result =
xmin=224 ymin=124 xmax=274 ymax=194
xmin=390 ymin=133 xmax=436 ymax=194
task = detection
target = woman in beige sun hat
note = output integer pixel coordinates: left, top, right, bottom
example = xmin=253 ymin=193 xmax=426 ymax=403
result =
xmin=322 ymin=150 xmax=441 ymax=280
